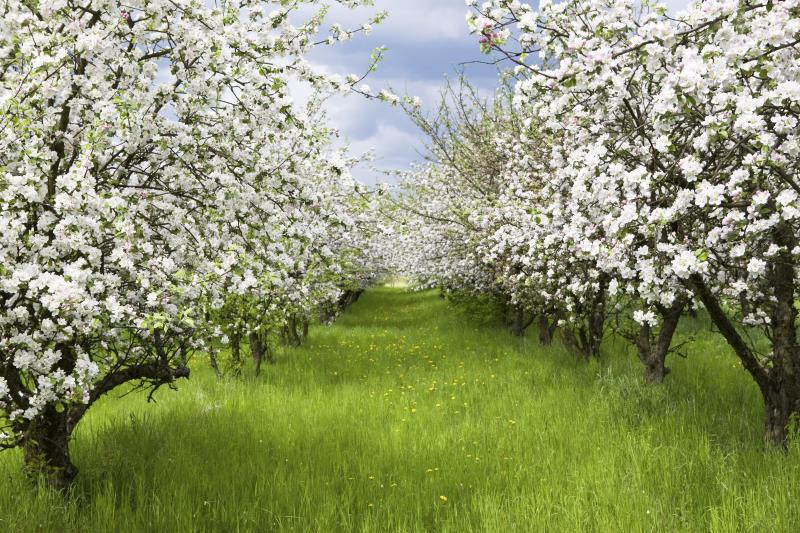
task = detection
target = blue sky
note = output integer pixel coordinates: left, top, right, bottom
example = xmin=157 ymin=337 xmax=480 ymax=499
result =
xmin=304 ymin=0 xmax=691 ymax=185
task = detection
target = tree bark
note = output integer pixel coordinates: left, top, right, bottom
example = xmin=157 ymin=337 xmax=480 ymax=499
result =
xmin=22 ymin=405 xmax=76 ymax=489
xmin=538 ymin=315 xmax=557 ymax=345
xmin=587 ymin=277 xmax=608 ymax=358
xmin=250 ymin=331 xmax=265 ymax=376
xmin=560 ymin=326 xmax=593 ymax=361
xmin=319 ymin=306 xmax=335 ymax=325
xmin=283 ymin=316 xmax=301 ymax=347
xmin=511 ymin=306 xmax=525 ymax=337
xmin=764 ymin=222 xmax=800 ymax=445
xmin=208 ymin=347 xmax=222 ymax=379
xmin=508 ymin=306 xmax=536 ymax=337
xmin=250 ymin=330 xmax=276 ymax=376
xmin=559 ymin=277 xmax=608 ymax=360
xmin=635 ymin=298 xmax=685 ymax=384
xmin=764 ymin=390 xmax=793 ymax=446
xmin=265 ymin=340 xmax=275 ymax=365
xmin=230 ymin=329 xmax=242 ymax=377
xmin=560 ymin=327 xmax=582 ymax=359
xmin=290 ymin=316 xmax=301 ymax=346
xmin=691 ymin=264 xmax=800 ymax=447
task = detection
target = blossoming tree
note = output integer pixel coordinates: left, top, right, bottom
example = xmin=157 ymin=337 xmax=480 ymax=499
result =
xmin=0 ymin=0 xmax=381 ymax=486
xmin=464 ymin=0 xmax=800 ymax=443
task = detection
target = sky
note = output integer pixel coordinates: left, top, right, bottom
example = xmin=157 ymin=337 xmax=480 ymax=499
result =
xmin=302 ymin=0 xmax=692 ymax=185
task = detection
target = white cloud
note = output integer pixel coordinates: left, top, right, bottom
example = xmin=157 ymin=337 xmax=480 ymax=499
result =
xmin=346 ymin=122 xmax=427 ymax=184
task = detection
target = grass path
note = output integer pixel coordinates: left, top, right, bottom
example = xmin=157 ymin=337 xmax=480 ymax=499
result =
xmin=2 ymin=287 xmax=800 ymax=531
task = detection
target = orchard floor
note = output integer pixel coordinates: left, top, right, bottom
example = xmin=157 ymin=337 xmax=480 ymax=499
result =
xmin=2 ymin=288 xmax=800 ymax=532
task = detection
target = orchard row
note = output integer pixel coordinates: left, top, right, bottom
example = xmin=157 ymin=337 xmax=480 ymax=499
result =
xmin=386 ymin=0 xmax=800 ymax=446
xmin=0 ymin=0 xmax=391 ymax=487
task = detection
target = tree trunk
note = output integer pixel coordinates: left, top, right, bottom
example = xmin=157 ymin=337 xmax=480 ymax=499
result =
xmin=511 ymin=306 xmax=525 ymax=337
xmin=265 ymin=339 xmax=275 ymax=365
xmin=284 ymin=316 xmax=301 ymax=347
xmin=250 ymin=331 xmax=265 ymax=376
xmin=338 ymin=290 xmax=363 ymax=314
xmin=208 ymin=347 xmax=222 ymax=379
xmin=739 ymin=291 xmax=751 ymax=319
xmin=343 ymin=291 xmax=356 ymax=309
xmin=291 ymin=316 xmax=301 ymax=346
xmin=230 ymin=329 xmax=242 ymax=377
xmin=635 ymin=298 xmax=685 ymax=384
xmin=764 ymin=390 xmax=791 ymax=445
xmin=637 ymin=324 xmax=667 ymax=384
xmin=538 ymin=315 xmax=557 ymax=345
xmin=19 ymin=357 xmax=190 ymax=488
xmin=22 ymin=405 xmax=76 ymax=489
xmin=692 ymin=261 xmax=800 ymax=446
xmin=302 ymin=320 xmax=309 ymax=339
xmin=578 ymin=326 xmax=592 ymax=361
xmin=336 ymin=291 xmax=350 ymax=313
xmin=764 ymin=222 xmax=800 ymax=445
xmin=560 ymin=278 xmax=607 ymax=360
xmin=587 ymin=279 xmax=608 ymax=359
xmin=249 ymin=330 xmax=276 ymax=376
xmin=762 ymin=374 xmax=800 ymax=445
xmin=560 ymin=327 xmax=584 ymax=359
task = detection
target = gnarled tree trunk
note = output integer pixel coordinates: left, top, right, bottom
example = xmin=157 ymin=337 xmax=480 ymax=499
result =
xmin=586 ymin=278 xmax=608 ymax=358
xmin=764 ymin=224 xmax=800 ymax=444
xmin=20 ymin=358 xmax=190 ymax=488
xmin=692 ymin=223 xmax=800 ymax=446
xmin=562 ymin=277 xmax=608 ymax=360
xmin=635 ymin=297 xmax=685 ymax=384
xmin=22 ymin=405 xmax=76 ymax=489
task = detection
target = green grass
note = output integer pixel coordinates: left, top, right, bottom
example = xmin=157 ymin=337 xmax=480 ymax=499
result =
xmin=2 ymin=287 xmax=800 ymax=532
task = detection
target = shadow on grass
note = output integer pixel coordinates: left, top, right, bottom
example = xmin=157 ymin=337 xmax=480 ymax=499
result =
xmin=18 ymin=286 xmax=789 ymax=533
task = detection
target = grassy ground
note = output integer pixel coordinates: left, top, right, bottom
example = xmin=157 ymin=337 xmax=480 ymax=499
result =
xmin=2 ymin=287 xmax=800 ymax=532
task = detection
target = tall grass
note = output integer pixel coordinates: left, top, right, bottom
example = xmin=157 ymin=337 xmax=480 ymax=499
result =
xmin=1 ymin=287 xmax=799 ymax=532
